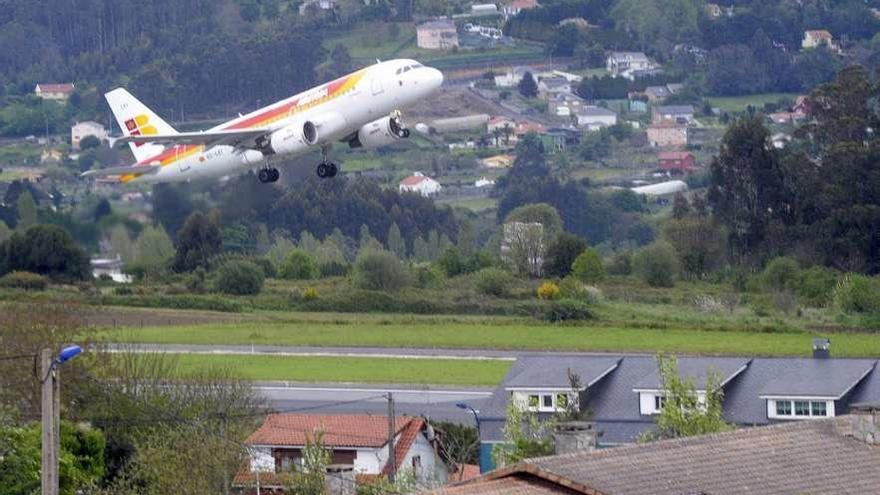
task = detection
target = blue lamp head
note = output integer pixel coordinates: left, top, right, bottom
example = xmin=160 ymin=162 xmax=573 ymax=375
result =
xmin=456 ymin=402 xmax=468 ymax=410
xmin=57 ymin=345 xmax=82 ymax=364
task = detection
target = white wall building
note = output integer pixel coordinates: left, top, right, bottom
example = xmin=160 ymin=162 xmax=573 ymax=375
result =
xmin=71 ymin=121 xmax=109 ymax=149
xmin=399 ymin=172 xmax=442 ymax=197
xmin=575 ymin=106 xmax=618 ymax=130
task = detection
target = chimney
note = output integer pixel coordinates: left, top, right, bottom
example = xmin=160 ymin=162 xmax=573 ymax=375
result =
xmin=812 ymin=338 xmax=831 ymax=359
xmin=325 ymin=465 xmax=356 ymax=495
xmin=553 ymin=421 xmax=600 ymax=455
xmin=850 ymin=403 xmax=880 ymax=445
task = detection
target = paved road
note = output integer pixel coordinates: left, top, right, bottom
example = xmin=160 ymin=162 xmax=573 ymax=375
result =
xmin=258 ymin=384 xmax=493 ymax=424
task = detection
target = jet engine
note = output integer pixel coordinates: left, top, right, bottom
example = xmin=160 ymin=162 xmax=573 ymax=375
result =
xmin=303 ymin=112 xmax=348 ymax=145
xmin=269 ymin=121 xmax=316 ymax=155
xmin=349 ymin=115 xmax=409 ymax=149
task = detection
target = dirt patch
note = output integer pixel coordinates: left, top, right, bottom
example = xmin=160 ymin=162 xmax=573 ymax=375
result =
xmin=84 ymin=306 xmax=257 ymax=328
xmin=407 ymin=86 xmax=499 ymax=120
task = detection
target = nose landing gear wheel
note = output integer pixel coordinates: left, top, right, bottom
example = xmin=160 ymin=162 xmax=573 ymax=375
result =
xmin=317 ymin=162 xmax=338 ymax=179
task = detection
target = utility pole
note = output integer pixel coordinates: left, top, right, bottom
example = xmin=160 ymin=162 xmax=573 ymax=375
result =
xmin=387 ymin=392 xmax=396 ymax=484
xmin=41 ymin=348 xmax=58 ymax=495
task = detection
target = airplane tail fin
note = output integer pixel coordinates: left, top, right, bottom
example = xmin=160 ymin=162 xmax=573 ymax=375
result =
xmin=105 ymin=88 xmax=178 ymax=163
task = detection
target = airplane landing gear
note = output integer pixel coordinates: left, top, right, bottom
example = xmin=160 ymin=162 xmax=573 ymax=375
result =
xmin=316 ymin=145 xmax=338 ymax=179
xmin=258 ymin=167 xmax=280 ymax=183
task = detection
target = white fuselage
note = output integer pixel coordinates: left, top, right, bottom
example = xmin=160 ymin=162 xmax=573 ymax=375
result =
xmin=130 ymin=59 xmax=442 ymax=183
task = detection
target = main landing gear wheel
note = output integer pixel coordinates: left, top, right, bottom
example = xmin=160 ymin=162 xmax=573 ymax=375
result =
xmin=316 ymin=162 xmax=338 ymax=179
xmin=258 ymin=167 xmax=280 ymax=183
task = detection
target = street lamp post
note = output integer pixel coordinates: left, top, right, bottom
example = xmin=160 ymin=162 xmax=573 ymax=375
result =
xmin=42 ymin=345 xmax=82 ymax=495
xmin=456 ymin=402 xmax=483 ymax=473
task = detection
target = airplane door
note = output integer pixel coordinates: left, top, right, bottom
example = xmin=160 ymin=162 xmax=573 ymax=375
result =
xmin=177 ymin=146 xmax=191 ymax=172
xmin=371 ymin=77 xmax=384 ymax=96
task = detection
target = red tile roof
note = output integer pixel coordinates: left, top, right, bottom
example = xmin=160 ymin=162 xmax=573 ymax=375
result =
xmin=246 ymin=414 xmax=419 ymax=449
xmin=400 ymin=175 xmax=432 ymax=186
xmin=450 ymin=464 xmax=482 ymax=482
xmin=382 ymin=417 xmax=425 ymax=475
xmin=658 ymin=151 xmax=692 ymax=160
xmin=36 ymin=83 xmax=75 ymax=93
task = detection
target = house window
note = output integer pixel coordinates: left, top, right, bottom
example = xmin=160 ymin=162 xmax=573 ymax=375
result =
xmin=528 ymin=395 xmax=539 ymax=410
xmin=542 ymin=394 xmax=553 ymax=410
xmin=654 ymin=395 xmax=666 ymax=412
xmin=776 ymin=400 xmax=792 ymax=416
xmin=411 ymin=455 xmax=422 ymax=474
xmin=773 ymin=400 xmax=831 ymax=419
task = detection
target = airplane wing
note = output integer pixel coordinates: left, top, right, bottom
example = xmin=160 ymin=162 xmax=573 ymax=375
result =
xmin=109 ymin=129 xmax=271 ymax=149
xmin=81 ymin=164 xmax=161 ymax=178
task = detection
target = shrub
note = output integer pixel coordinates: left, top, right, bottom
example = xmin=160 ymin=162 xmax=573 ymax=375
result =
xmin=113 ymin=285 xmax=134 ymax=295
xmin=473 ymin=268 xmax=514 ymax=297
xmin=607 ymin=250 xmax=633 ymax=276
xmin=214 ymin=260 xmax=264 ymax=295
xmin=318 ymin=260 xmax=350 ymax=278
xmin=185 ymin=266 xmax=208 ymax=293
xmin=559 ymin=277 xmax=603 ymax=304
xmin=437 ymin=248 xmax=465 ymax=277
xmin=543 ymin=232 xmax=588 ymax=278
xmin=796 ymin=265 xmax=839 ymax=307
xmin=0 ymin=271 xmax=48 ymax=290
xmin=413 ymin=263 xmax=443 ymax=288
xmin=352 ymin=250 xmax=409 ymax=291
xmin=761 ymin=256 xmax=800 ymax=291
xmin=302 ymin=287 xmax=319 ymax=301
xmin=279 ymin=250 xmax=318 ymax=280
xmin=633 ymin=241 xmax=679 ymax=287
xmin=0 ymin=224 xmax=89 ymax=281
xmin=542 ymin=299 xmax=594 ymax=322
xmin=252 ymin=257 xmax=277 ymax=278
xmin=832 ymin=274 xmax=880 ymax=314
xmin=536 ymin=281 xmax=561 ymax=300
xmin=571 ymin=248 xmax=604 ymax=282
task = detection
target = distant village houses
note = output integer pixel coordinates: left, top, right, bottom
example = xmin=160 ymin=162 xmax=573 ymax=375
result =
xmin=71 ymin=121 xmax=109 ymax=149
xmin=606 ymin=52 xmax=655 ymax=80
xmin=647 ymin=122 xmax=688 ymax=148
xmin=651 ymin=105 xmax=695 ymax=124
xmin=802 ymin=29 xmax=839 ymax=51
xmin=34 ymin=83 xmax=74 ymax=101
xmin=575 ymin=106 xmax=617 ymax=130
xmin=417 ymin=20 xmax=459 ymax=50
xmin=501 ymin=0 xmax=540 ymax=17
xmin=399 ymin=172 xmax=442 ymax=197
xmin=657 ymin=151 xmax=696 ymax=173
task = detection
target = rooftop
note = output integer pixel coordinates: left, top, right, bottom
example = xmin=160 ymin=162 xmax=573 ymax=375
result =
xmin=419 ymin=19 xmax=456 ymax=30
xmin=246 ymin=414 xmax=419 ymax=448
xmin=632 ymin=357 xmax=749 ymax=391
xmin=434 ymin=416 xmax=880 ymax=494
xmin=505 ymin=356 xmax=621 ymax=390
xmin=653 ymin=105 xmax=694 ymax=115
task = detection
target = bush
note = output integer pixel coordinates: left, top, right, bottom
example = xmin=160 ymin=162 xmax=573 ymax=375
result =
xmin=761 ymin=257 xmax=800 ymax=291
xmin=0 ymin=224 xmax=89 ymax=281
xmin=473 ymin=268 xmax=514 ymax=297
xmin=185 ymin=266 xmax=208 ymax=293
xmin=437 ymin=248 xmax=465 ymax=277
xmin=318 ymin=260 xmax=350 ymax=278
xmin=832 ymin=274 xmax=880 ymax=314
xmin=559 ymin=277 xmax=603 ymax=303
xmin=797 ymin=266 xmax=839 ymax=307
xmin=252 ymin=257 xmax=277 ymax=278
xmin=607 ymin=251 xmax=633 ymax=276
xmin=571 ymin=248 xmax=604 ymax=282
xmin=279 ymin=250 xmax=318 ymax=280
xmin=543 ymin=233 xmax=587 ymax=278
xmin=542 ymin=299 xmax=594 ymax=322
xmin=214 ymin=260 xmax=264 ymax=295
xmin=633 ymin=241 xmax=679 ymax=287
xmin=413 ymin=263 xmax=443 ymax=288
xmin=302 ymin=287 xmax=319 ymax=301
xmin=352 ymin=250 xmax=409 ymax=291
xmin=0 ymin=271 xmax=48 ymax=290
xmin=537 ymin=281 xmax=561 ymax=300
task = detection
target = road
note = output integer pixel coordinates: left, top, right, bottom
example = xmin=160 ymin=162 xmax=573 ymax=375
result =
xmin=258 ymin=383 xmax=492 ymax=424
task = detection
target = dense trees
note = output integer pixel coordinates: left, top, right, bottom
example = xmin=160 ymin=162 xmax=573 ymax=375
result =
xmin=173 ymin=211 xmax=223 ymax=272
xmin=708 ymin=65 xmax=880 ymax=273
xmin=0 ymin=224 xmax=89 ymax=281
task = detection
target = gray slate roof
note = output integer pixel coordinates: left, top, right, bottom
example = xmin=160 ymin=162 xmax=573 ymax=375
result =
xmin=480 ymin=354 xmax=880 ymax=444
xmin=504 ymin=355 xmax=620 ymax=389
xmin=654 ymin=104 xmax=694 ymax=115
xmin=576 ymin=106 xmax=617 ymax=117
xmin=631 ymin=357 xmax=749 ymax=390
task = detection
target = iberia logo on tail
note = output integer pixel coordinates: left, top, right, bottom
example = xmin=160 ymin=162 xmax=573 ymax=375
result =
xmin=124 ymin=115 xmax=158 ymax=147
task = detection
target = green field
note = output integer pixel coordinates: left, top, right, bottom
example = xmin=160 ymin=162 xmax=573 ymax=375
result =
xmin=102 ymin=316 xmax=880 ymax=358
xmin=706 ymin=93 xmax=800 ymax=113
xmin=440 ymin=196 xmax=497 ymax=212
xmin=167 ymin=354 xmax=510 ymax=385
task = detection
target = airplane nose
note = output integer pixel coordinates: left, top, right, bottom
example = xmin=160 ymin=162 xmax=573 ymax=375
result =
xmin=427 ymin=67 xmax=444 ymax=90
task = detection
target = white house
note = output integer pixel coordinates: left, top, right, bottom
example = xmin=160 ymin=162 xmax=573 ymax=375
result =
xmin=575 ymin=106 xmax=617 ymax=130
xmin=399 ymin=172 xmax=442 ymax=197
xmin=234 ymin=414 xmax=448 ymax=491
xmin=71 ymin=121 xmax=109 ymax=149
xmin=493 ymin=66 xmax=535 ymax=87
xmin=606 ymin=52 xmax=654 ymax=79
xmin=537 ymin=76 xmax=572 ymax=98
xmin=802 ymin=30 xmax=838 ymax=51
xmin=34 ymin=83 xmax=74 ymax=101
xmin=475 ymin=177 xmax=496 ymax=188
xmin=502 ymin=0 xmax=540 ymax=17
xmin=90 ymin=255 xmax=132 ymax=283
xmin=299 ymin=0 xmax=336 ymax=15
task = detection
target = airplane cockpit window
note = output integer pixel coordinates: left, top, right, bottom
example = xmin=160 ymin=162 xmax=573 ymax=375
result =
xmin=403 ymin=66 xmax=412 ymax=73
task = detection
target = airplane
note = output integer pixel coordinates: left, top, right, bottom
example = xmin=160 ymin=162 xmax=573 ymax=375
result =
xmin=83 ymin=59 xmax=443 ymax=184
